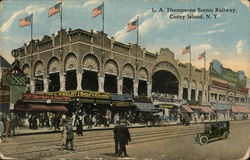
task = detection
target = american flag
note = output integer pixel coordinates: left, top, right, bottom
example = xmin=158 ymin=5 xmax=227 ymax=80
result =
xmin=92 ymin=4 xmax=103 ymax=18
xmin=49 ymin=3 xmax=61 ymax=17
xmin=127 ymin=20 xmax=137 ymax=32
xmin=198 ymin=52 xmax=205 ymax=60
xmin=19 ymin=15 xmax=32 ymax=27
xmin=182 ymin=45 xmax=191 ymax=54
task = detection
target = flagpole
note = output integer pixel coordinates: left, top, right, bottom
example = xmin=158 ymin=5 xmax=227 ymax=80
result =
xmin=189 ymin=44 xmax=192 ymax=80
xmin=30 ymin=13 xmax=33 ymax=79
xmin=204 ymin=52 xmax=206 ymax=83
xmin=136 ymin=16 xmax=139 ymax=71
xmin=102 ymin=2 xmax=104 ymax=53
xmin=60 ymin=1 xmax=63 ymax=56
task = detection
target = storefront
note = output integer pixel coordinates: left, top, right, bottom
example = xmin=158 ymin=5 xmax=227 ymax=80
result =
xmin=14 ymin=93 xmax=70 ymax=114
xmin=231 ymin=106 xmax=250 ymax=120
xmin=211 ymin=103 xmax=231 ymax=120
xmin=189 ymin=105 xmax=214 ymax=121
xmin=154 ymin=104 xmax=179 ymax=121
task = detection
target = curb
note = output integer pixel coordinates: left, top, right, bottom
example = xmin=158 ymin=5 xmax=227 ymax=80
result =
xmin=10 ymin=119 xmax=247 ymax=136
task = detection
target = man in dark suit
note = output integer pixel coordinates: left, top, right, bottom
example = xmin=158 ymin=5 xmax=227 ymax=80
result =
xmin=65 ymin=119 xmax=74 ymax=150
xmin=113 ymin=121 xmax=120 ymax=155
xmin=117 ymin=120 xmax=131 ymax=157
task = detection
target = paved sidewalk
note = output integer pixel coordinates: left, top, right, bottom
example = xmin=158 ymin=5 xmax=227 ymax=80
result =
xmin=5 ymin=119 xmax=233 ymax=136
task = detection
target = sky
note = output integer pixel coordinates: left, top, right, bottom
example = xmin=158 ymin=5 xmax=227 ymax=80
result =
xmin=0 ymin=0 xmax=250 ymax=77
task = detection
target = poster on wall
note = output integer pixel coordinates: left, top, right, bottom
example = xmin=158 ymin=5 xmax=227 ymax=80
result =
xmin=0 ymin=0 xmax=250 ymax=159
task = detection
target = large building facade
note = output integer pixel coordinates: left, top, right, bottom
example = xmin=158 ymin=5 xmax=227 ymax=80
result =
xmin=15 ymin=28 xmax=208 ymax=105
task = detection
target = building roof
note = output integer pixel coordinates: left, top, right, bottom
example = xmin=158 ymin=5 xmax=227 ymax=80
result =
xmin=0 ymin=55 xmax=11 ymax=68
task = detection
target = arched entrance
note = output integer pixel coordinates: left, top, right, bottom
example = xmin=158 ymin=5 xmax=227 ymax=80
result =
xmin=138 ymin=68 xmax=148 ymax=96
xmin=152 ymin=70 xmax=179 ymax=95
xmin=82 ymin=54 xmax=99 ymax=91
xmin=104 ymin=60 xmax=118 ymax=93
xmin=182 ymin=78 xmax=189 ymax=100
xmin=122 ymin=64 xmax=134 ymax=95
xmin=48 ymin=57 xmax=60 ymax=92
xmin=34 ymin=61 xmax=44 ymax=92
xmin=65 ymin=53 xmax=77 ymax=90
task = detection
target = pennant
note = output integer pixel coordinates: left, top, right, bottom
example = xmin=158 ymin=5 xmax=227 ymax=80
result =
xmin=182 ymin=45 xmax=191 ymax=54
xmin=198 ymin=52 xmax=205 ymax=60
xmin=49 ymin=3 xmax=61 ymax=17
xmin=19 ymin=15 xmax=32 ymax=27
xmin=92 ymin=4 xmax=103 ymax=18
xmin=127 ymin=20 xmax=137 ymax=32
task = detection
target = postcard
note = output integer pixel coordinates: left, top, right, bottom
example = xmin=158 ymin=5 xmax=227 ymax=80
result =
xmin=0 ymin=0 xmax=250 ymax=160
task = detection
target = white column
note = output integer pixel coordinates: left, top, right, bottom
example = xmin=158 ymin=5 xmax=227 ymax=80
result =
xmin=217 ymin=94 xmax=220 ymax=102
xmin=117 ymin=78 xmax=123 ymax=94
xmin=77 ymin=72 xmax=83 ymax=90
xmin=195 ymin=89 xmax=199 ymax=102
xmin=30 ymin=79 xmax=35 ymax=93
xmin=178 ymin=85 xmax=183 ymax=100
xmin=98 ymin=74 xmax=105 ymax=92
xmin=60 ymin=74 xmax=65 ymax=91
xmin=43 ymin=77 xmax=49 ymax=92
xmin=202 ymin=90 xmax=206 ymax=102
xmin=147 ymin=81 xmax=152 ymax=98
xmin=188 ymin=88 xmax=191 ymax=101
xmin=133 ymin=80 xmax=138 ymax=97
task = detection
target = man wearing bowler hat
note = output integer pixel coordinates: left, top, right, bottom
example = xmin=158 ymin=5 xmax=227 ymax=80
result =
xmin=117 ymin=119 xmax=131 ymax=157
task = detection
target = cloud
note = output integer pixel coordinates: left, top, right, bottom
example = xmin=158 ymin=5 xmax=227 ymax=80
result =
xmin=82 ymin=0 xmax=101 ymax=8
xmin=0 ymin=5 xmax=45 ymax=33
xmin=212 ymin=51 xmax=221 ymax=55
xmin=212 ymin=22 xmax=227 ymax=28
xmin=236 ymin=40 xmax=244 ymax=54
xmin=193 ymin=29 xmax=225 ymax=36
xmin=240 ymin=0 xmax=250 ymax=8
xmin=197 ymin=44 xmax=212 ymax=50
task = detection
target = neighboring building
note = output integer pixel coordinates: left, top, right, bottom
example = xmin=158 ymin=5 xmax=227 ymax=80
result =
xmin=209 ymin=59 xmax=249 ymax=120
xmin=0 ymin=55 xmax=11 ymax=113
xmin=15 ymin=28 xmax=208 ymax=107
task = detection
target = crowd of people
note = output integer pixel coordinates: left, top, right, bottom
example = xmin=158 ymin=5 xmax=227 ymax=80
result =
xmin=0 ymin=112 xmax=18 ymax=142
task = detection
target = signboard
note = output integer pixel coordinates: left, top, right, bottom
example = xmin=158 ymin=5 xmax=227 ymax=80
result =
xmin=110 ymin=94 xmax=133 ymax=101
xmin=46 ymin=90 xmax=110 ymax=99
xmin=22 ymin=93 xmax=70 ymax=102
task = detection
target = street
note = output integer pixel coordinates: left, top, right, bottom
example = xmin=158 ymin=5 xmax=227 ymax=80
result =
xmin=1 ymin=120 xmax=250 ymax=160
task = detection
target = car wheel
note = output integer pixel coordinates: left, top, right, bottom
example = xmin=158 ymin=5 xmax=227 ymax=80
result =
xmin=223 ymin=132 xmax=229 ymax=139
xmin=199 ymin=136 xmax=208 ymax=145
xmin=194 ymin=136 xmax=199 ymax=143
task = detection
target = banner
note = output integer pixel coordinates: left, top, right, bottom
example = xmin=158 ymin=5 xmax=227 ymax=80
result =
xmin=46 ymin=90 xmax=110 ymax=99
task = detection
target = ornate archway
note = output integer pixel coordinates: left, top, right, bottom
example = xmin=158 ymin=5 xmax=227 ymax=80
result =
xmin=48 ymin=57 xmax=60 ymax=92
xmin=138 ymin=68 xmax=148 ymax=96
xmin=122 ymin=64 xmax=135 ymax=94
xmin=65 ymin=53 xmax=77 ymax=90
xmin=82 ymin=54 xmax=99 ymax=91
xmin=104 ymin=59 xmax=118 ymax=93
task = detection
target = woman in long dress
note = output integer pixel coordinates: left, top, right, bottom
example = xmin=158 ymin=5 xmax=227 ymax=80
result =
xmin=76 ymin=116 xmax=83 ymax=136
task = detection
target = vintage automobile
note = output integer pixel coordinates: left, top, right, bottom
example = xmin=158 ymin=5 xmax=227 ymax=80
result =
xmin=194 ymin=121 xmax=230 ymax=145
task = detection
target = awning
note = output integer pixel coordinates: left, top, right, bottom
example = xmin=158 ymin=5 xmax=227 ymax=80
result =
xmin=159 ymin=105 xmax=174 ymax=109
xmin=134 ymin=102 xmax=156 ymax=112
xmin=190 ymin=106 xmax=214 ymax=113
xmin=233 ymin=106 xmax=250 ymax=113
xmin=200 ymin=106 xmax=214 ymax=113
xmin=112 ymin=101 xmax=136 ymax=107
xmin=181 ymin=105 xmax=193 ymax=113
xmin=15 ymin=103 xmax=68 ymax=112
xmin=213 ymin=103 xmax=231 ymax=110
xmin=232 ymin=106 xmax=240 ymax=113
